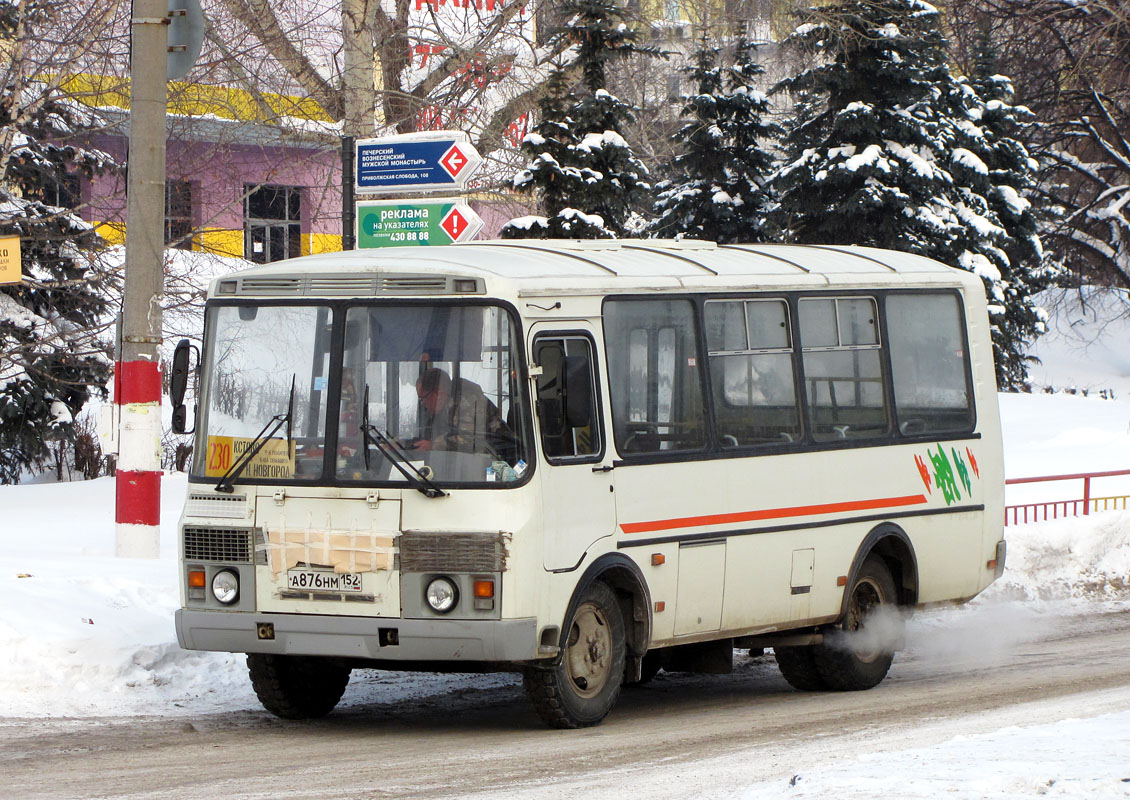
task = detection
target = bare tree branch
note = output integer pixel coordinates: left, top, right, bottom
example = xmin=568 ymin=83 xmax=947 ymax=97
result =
xmin=219 ymin=0 xmax=344 ymax=120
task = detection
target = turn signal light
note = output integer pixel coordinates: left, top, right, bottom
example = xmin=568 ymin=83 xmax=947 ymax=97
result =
xmin=651 ymin=553 xmax=665 ymax=566
xmin=473 ymin=579 xmax=495 ymax=599
xmin=188 ymin=569 xmax=206 ymax=588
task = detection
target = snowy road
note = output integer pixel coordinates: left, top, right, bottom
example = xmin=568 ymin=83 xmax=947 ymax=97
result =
xmin=4 ymin=602 xmax=1129 ymax=799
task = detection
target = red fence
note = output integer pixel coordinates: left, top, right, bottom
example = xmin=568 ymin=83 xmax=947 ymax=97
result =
xmin=1005 ymin=469 xmax=1130 ymax=526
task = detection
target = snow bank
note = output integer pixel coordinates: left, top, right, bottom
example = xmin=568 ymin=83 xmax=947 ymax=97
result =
xmin=1027 ymin=286 xmax=1130 ymax=397
xmin=987 ymin=512 xmax=1130 ymax=602
xmin=999 ymin=392 xmax=1130 ymax=480
xmin=0 ymin=475 xmax=255 ymax=717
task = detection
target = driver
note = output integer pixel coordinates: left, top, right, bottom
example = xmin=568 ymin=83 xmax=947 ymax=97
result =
xmin=409 ymin=367 xmax=516 ymax=460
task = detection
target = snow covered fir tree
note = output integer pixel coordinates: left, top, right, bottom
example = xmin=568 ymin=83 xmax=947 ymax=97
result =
xmin=772 ymin=0 xmax=1051 ymax=388
xmin=0 ymin=0 xmax=115 ymax=483
xmin=502 ymin=0 xmax=655 ymax=239
xmin=651 ymin=38 xmax=781 ymax=243
xmin=953 ymin=25 xmax=1058 ymax=389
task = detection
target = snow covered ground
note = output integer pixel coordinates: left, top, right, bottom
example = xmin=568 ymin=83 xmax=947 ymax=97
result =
xmin=2 ymin=287 xmax=1130 ymax=796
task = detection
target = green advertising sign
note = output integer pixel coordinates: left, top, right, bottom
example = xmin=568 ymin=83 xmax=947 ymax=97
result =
xmin=356 ymin=199 xmax=484 ymax=248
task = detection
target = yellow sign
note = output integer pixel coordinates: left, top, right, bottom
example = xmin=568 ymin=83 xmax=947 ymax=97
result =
xmin=0 ymin=236 xmax=20 ymax=284
xmin=205 ymin=436 xmax=295 ymax=480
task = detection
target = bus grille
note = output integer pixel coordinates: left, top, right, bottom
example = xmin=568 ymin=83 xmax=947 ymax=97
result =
xmin=240 ymin=277 xmax=302 ymax=294
xmin=308 ymin=276 xmax=376 ymax=294
xmin=379 ymin=276 xmax=449 ymax=293
xmin=183 ymin=527 xmax=257 ymax=563
xmin=184 ymin=492 xmax=249 ymax=519
xmin=399 ymin=531 xmax=509 ymax=572
xmin=229 ymin=274 xmax=474 ymax=297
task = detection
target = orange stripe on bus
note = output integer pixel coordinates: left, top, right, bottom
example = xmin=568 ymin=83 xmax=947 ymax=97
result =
xmin=619 ymin=494 xmax=929 ymax=535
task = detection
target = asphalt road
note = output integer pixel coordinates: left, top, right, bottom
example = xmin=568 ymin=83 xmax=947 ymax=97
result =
xmin=4 ymin=603 xmax=1130 ymax=799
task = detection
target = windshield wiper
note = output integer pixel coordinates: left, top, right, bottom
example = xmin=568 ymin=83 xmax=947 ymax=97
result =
xmin=361 ymin=385 xmax=446 ymax=498
xmin=215 ymin=375 xmax=295 ymax=494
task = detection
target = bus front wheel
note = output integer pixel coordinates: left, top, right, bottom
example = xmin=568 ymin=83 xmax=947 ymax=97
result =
xmin=523 ymin=581 xmax=626 ymax=728
xmin=247 ymin=653 xmax=351 ymax=719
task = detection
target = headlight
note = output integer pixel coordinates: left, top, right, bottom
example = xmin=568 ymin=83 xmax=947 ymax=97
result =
xmin=425 ymin=576 xmax=458 ymax=613
xmin=211 ymin=569 xmax=239 ymax=605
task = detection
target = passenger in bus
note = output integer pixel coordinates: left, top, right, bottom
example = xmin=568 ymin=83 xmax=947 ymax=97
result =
xmin=408 ymin=367 xmax=517 ymax=461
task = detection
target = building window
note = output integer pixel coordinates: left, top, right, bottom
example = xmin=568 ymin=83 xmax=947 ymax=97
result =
xmin=165 ymin=180 xmax=193 ymax=250
xmin=245 ymin=184 xmax=302 ymax=263
xmin=28 ymin=172 xmax=80 ymax=209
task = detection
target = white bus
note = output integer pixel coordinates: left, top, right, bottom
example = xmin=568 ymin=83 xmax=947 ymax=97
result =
xmin=172 ymin=239 xmax=1005 ymax=728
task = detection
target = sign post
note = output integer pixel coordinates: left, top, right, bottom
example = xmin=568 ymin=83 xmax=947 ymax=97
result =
xmin=0 ymin=236 xmax=20 ymax=284
xmin=356 ymin=199 xmax=484 ymax=248
xmin=355 ymin=131 xmax=483 ymax=195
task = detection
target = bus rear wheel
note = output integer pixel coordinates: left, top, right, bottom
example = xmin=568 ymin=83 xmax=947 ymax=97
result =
xmin=523 ymin=581 xmax=626 ymax=729
xmin=247 ymin=653 xmax=351 ymax=719
xmin=812 ymin=556 xmax=900 ymax=691
xmin=774 ymin=645 xmax=829 ymax=691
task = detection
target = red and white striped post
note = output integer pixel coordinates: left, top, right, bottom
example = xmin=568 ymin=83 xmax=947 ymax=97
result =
xmin=114 ymin=361 xmax=163 ymax=558
xmin=115 ymin=0 xmax=168 ymax=558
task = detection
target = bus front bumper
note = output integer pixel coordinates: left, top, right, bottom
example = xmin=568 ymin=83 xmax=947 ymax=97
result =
xmin=175 ymin=609 xmax=539 ymax=662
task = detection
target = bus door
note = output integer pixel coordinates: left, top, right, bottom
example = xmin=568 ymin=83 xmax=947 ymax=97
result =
xmin=602 ymin=297 xmax=728 ymax=637
xmin=530 ymin=328 xmax=616 ymax=572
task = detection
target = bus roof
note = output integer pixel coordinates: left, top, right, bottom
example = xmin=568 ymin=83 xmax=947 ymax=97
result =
xmin=213 ymin=240 xmax=981 ymax=299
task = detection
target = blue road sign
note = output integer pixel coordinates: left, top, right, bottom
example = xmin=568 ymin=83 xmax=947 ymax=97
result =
xmin=355 ymin=132 xmax=483 ymax=194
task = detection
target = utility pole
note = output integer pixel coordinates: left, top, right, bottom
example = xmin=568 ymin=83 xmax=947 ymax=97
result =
xmin=115 ymin=0 xmax=169 ymax=558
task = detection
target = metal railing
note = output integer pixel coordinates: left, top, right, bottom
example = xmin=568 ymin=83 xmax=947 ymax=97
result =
xmin=1004 ymin=468 xmax=1130 ymax=526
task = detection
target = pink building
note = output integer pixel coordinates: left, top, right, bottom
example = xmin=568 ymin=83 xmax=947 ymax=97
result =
xmin=82 ymin=110 xmax=346 ymax=262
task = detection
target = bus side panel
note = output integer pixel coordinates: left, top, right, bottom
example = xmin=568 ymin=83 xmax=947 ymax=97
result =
xmin=962 ymin=282 xmax=1006 ymax=598
xmin=614 ymin=434 xmax=994 ymax=646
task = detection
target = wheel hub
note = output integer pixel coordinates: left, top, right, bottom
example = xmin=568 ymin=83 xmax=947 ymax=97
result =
xmin=847 ymin=576 xmax=885 ymax=663
xmin=565 ymin=601 xmax=611 ymax=698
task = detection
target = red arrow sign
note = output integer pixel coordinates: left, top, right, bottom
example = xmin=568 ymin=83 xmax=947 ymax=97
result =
xmin=440 ymin=144 xmax=470 ymax=179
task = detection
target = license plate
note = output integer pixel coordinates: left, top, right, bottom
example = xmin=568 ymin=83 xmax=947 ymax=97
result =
xmin=286 ymin=569 xmax=362 ymax=593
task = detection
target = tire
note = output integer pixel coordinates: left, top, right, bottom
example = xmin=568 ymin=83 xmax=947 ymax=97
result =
xmin=774 ymin=645 xmax=829 ymax=691
xmin=523 ymin=581 xmax=626 ymax=728
xmin=812 ymin=555 xmax=900 ymax=691
xmin=247 ymin=654 xmax=352 ymax=720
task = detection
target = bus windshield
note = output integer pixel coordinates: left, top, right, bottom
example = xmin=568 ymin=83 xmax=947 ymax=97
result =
xmin=193 ymin=301 xmax=531 ymax=487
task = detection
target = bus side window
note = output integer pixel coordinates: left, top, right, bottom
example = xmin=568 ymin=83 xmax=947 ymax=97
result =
xmin=799 ymin=296 xmax=890 ymax=441
xmin=534 ymin=336 xmax=601 ymax=460
xmin=704 ymin=298 xmax=801 ymax=447
xmin=886 ymin=293 xmax=974 ymax=435
xmin=604 ymin=298 xmax=706 ymax=455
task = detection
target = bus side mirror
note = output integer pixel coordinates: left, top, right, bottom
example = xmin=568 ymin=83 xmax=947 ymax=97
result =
xmin=170 ymin=338 xmax=198 ymax=434
xmin=562 ymin=355 xmax=592 ymax=429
